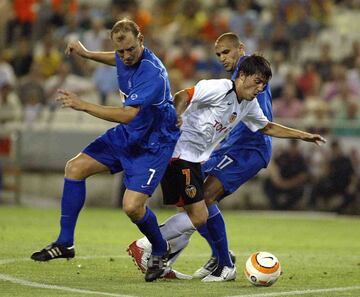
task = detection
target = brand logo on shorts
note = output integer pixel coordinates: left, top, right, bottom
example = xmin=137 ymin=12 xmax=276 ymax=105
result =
xmin=185 ymin=185 xmax=197 ymax=198
xmin=229 ymin=112 xmax=237 ymax=123
xmin=130 ymin=93 xmax=138 ymax=100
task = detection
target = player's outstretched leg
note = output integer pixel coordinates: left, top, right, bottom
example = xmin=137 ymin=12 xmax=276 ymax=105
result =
xmin=31 ymin=178 xmax=85 ymax=261
xmin=201 ymin=204 xmax=236 ymax=282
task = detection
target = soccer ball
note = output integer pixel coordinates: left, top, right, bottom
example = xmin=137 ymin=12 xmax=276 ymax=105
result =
xmin=244 ymin=251 xmax=281 ymax=286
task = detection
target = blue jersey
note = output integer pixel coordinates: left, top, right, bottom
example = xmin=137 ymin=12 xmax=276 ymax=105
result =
xmin=113 ymin=47 xmax=180 ymax=152
xmin=220 ymin=56 xmax=273 ymax=164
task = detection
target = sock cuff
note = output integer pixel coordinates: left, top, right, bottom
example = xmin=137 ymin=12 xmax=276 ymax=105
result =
xmin=208 ymin=204 xmax=220 ymax=219
xmin=64 ymin=177 xmax=86 ymax=183
xmin=134 ymin=207 xmax=150 ymax=225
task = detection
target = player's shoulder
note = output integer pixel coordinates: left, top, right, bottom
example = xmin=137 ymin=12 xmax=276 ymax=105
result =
xmin=196 ymin=79 xmax=232 ymax=92
xmin=139 ymin=48 xmax=164 ymax=73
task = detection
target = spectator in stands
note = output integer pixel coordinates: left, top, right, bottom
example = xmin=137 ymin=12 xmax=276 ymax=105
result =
xmin=315 ymin=42 xmax=334 ymax=82
xmin=229 ymin=0 xmax=257 ymax=39
xmin=0 ymin=52 xmax=16 ymax=87
xmin=322 ymin=63 xmax=358 ymax=102
xmin=34 ymin=33 xmax=63 ymax=78
xmin=264 ymin=140 xmax=309 ymax=210
xmin=297 ymin=60 xmax=321 ymax=98
xmin=17 ymin=62 xmax=46 ymax=105
xmin=92 ymin=40 xmax=119 ymax=105
xmin=269 ymin=21 xmax=291 ymax=59
xmin=10 ymin=37 xmax=33 ymax=77
xmin=82 ymin=17 xmax=108 ymax=52
xmin=273 ymin=83 xmax=304 ymax=119
xmin=0 ymin=80 xmax=21 ymax=124
xmin=302 ymin=80 xmax=330 ymax=130
xmin=44 ymin=61 xmax=93 ymax=110
xmin=308 ymin=140 xmax=357 ymax=212
xmin=343 ymin=40 xmax=360 ymax=69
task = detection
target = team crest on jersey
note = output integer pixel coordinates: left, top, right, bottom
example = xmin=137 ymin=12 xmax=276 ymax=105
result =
xmin=185 ymin=185 xmax=197 ymax=198
xmin=130 ymin=93 xmax=138 ymax=100
xmin=229 ymin=112 xmax=237 ymax=123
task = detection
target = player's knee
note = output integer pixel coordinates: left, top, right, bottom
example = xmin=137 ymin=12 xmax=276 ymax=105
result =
xmin=65 ymin=159 xmax=88 ymax=179
xmin=123 ymin=201 xmax=143 ymax=221
xmin=188 ymin=208 xmax=208 ymax=227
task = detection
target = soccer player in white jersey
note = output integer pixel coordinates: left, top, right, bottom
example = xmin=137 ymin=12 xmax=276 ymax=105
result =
xmin=127 ymin=54 xmax=326 ymax=281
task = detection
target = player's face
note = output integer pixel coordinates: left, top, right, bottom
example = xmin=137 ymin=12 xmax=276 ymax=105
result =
xmin=112 ymin=31 xmax=144 ymax=66
xmin=235 ymin=73 xmax=267 ymax=101
xmin=215 ymin=40 xmax=244 ymax=72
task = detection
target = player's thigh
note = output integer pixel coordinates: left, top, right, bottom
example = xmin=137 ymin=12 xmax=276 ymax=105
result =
xmin=122 ymin=145 xmax=174 ymax=196
xmin=203 ymin=175 xmax=225 ymax=205
xmin=82 ymin=131 xmax=123 ymax=174
xmin=162 ymin=159 xmax=204 ymax=207
xmin=183 ymin=199 xmax=208 ymax=227
xmin=206 ymin=150 xmax=266 ymax=199
xmin=65 ymin=152 xmax=109 ymax=179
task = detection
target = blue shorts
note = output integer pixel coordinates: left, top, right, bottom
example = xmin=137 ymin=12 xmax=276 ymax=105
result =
xmin=202 ymin=149 xmax=267 ymax=201
xmin=83 ymin=128 xmax=175 ymax=196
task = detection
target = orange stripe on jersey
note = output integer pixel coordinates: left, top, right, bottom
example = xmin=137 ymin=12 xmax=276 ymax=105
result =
xmin=185 ymin=87 xmax=195 ymax=102
xmin=251 ymin=253 xmax=280 ymax=274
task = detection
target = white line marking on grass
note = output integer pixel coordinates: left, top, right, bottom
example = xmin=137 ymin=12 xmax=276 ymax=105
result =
xmin=0 ymin=273 xmax=136 ymax=297
xmin=227 ymin=285 xmax=360 ymax=297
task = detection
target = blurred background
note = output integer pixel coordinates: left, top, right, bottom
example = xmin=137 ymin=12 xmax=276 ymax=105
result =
xmin=0 ymin=0 xmax=359 ymax=214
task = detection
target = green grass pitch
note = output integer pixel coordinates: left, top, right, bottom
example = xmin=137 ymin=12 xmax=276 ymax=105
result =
xmin=1 ymin=207 xmax=360 ymax=297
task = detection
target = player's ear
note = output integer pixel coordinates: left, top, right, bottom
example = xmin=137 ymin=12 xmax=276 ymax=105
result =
xmin=237 ymin=72 xmax=246 ymax=82
xmin=138 ymin=34 xmax=144 ymax=46
xmin=239 ymin=42 xmax=246 ymax=56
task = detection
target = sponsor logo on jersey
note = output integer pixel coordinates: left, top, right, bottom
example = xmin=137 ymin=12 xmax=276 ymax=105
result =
xmin=213 ymin=120 xmax=228 ymax=133
xmin=229 ymin=112 xmax=237 ymax=123
xmin=185 ymin=185 xmax=197 ymax=198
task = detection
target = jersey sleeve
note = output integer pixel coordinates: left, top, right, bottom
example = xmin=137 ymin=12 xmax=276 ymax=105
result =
xmin=190 ymin=79 xmax=230 ymax=106
xmin=242 ymin=98 xmax=269 ymax=132
xmin=124 ymin=61 xmax=165 ymax=107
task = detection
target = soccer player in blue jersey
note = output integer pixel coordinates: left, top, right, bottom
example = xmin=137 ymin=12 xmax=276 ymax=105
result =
xmin=127 ymin=33 xmax=318 ymax=281
xmin=30 ymin=19 xmax=180 ymax=282
xmin=192 ymin=32 xmax=273 ymax=281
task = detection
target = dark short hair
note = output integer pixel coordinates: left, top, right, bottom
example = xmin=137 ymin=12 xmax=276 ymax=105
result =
xmin=237 ymin=54 xmax=272 ymax=82
xmin=110 ymin=18 xmax=141 ymax=41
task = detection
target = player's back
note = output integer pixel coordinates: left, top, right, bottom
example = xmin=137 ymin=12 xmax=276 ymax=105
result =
xmin=113 ymin=48 xmax=180 ymax=152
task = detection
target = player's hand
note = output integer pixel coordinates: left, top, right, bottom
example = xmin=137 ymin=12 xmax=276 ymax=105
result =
xmin=65 ymin=40 xmax=88 ymax=57
xmin=56 ymin=89 xmax=87 ymax=111
xmin=302 ymin=134 xmax=327 ymax=146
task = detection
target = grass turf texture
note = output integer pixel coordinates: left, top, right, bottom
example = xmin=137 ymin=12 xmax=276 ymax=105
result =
xmin=0 ymin=207 xmax=360 ymax=297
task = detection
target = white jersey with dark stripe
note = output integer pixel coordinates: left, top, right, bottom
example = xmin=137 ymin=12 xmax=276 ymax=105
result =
xmin=173 ymin=79 xmax=269 ymax=163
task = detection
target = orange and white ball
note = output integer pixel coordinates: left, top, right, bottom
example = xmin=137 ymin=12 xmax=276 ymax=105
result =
xmin=244 ymin=251 xmax=281 ymax=286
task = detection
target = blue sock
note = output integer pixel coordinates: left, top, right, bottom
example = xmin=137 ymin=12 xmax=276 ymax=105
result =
xmin=56 ymin=178 xmax=86 ymax=246
xmin=134 ymin=207 xmax=167 ymax=256
xmin=206 ymin=204 xmax=233 ymax=267
xmin=197 ymin=224 xmax=218 ymax=258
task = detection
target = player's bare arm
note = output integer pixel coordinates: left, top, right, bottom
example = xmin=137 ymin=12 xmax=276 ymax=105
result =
xmin=56 ymin=89 xmax=139 ymax=124
xmin=65 ymin=40 xmax=116 ymax=66
xmin=173 ymin=89 xmax=191 ymax=127
xmin=260 ymin=122 xmax=326 ymax=146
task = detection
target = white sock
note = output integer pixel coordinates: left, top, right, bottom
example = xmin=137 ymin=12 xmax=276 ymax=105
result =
xmin=136 ymin=213 xmax=196 ymax=259
xmin=167 ymin=228 xmax=194 ymax=265
xmin=159 ymin=212 xmax=196 ymax=240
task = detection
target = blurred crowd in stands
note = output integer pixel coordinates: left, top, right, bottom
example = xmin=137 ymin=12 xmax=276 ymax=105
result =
xmin=0 ymin=0 xmax=359 ymax=212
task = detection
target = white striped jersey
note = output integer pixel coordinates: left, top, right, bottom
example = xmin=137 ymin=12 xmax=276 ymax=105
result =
xmin=172 ymin=79 xmax=269 ymax=163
